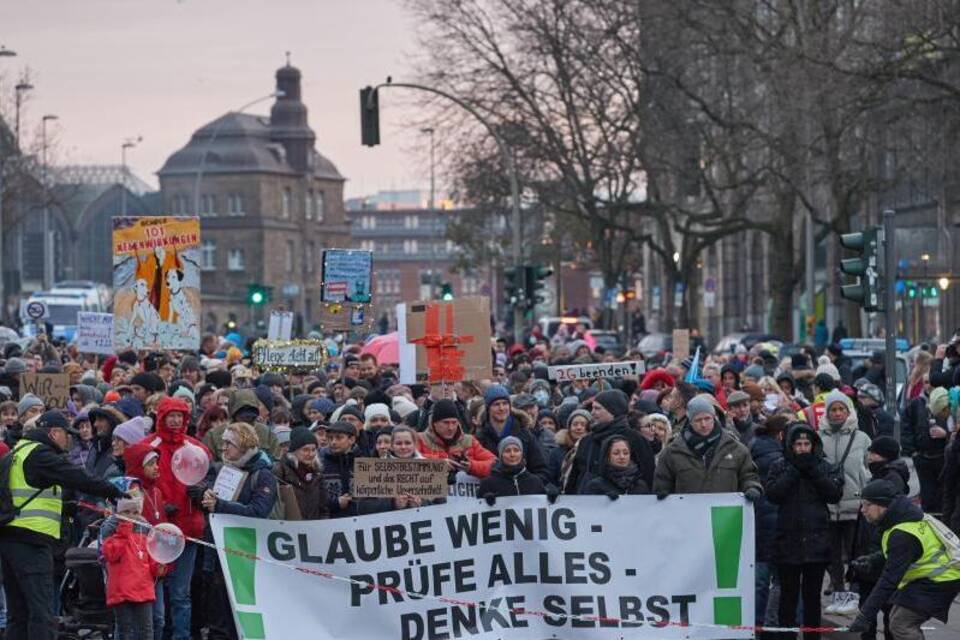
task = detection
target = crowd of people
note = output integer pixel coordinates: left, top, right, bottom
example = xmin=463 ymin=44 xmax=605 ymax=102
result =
xmin=0 ymin=327 xmax=958 ymax=639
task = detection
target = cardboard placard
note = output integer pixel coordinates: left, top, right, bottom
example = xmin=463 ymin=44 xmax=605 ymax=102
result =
xmin=267 ymin=311 xmax=293 ymax=341
xmin=76 ymin=312 xmax=114 ymax=355
xmin=112 ymin=216 xmax=201 ymax=351
xmin=672 ymin=329 xmax=690 ymax=359
xmin=213 ymin=465 xmax=248 ymax=501
xmin=21 ymin=372 xmax=70 ymax=410
xmin=547 ymin=360 xmax=646 ymax=382
xmin=352 ymin=457 xmax=448 ymax=500
xmin=397 ymin=296 xmax=492 ymax=384
xmin=252 ymin=339 xmax=326 ymax=370
xmin=319 ymin=301 xmax=374 ymax=332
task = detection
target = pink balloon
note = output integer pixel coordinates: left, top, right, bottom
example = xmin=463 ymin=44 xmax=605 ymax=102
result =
xmin=171 ymin=443 xmax=209 ymax=486
xmin=147 ymin=522 xmax=185 ymax=564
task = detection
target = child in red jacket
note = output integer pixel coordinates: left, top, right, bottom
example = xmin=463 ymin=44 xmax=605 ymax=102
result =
xmin=102 ymin=489 xmax=166 ymax=640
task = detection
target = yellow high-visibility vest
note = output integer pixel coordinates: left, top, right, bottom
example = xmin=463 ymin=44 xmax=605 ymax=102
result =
xmin=7 ymin=441 xmax=62 ymax=540
xmin=882 ymin=519 xmax=960 ymax=589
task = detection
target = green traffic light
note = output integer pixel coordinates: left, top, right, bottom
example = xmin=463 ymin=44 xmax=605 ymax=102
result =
xmin=251 ymin=291 xmax=264 ymax=304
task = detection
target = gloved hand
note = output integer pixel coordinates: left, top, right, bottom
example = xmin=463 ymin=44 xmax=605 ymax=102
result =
xmin=544 ymin=485 xmax=560 ymax=504
xmin=186 ymin=484 xmax=207 ymax=501
xmin=656 ymin=492 xmax=669 ymax=501
xmin=483 ymin=493 xmax=497 ymax=507
xmin=846 ymin=614 xmax=870 ymax=633
xmin=164 ymin=504 xmax=180 ymax=518
xmin=792 ymin=453 xmax=817 ymax=473
xmin=605 ymin=490 xmax=620 ymax=501
xmin=743 ymin=487 xmax=762 ymax=502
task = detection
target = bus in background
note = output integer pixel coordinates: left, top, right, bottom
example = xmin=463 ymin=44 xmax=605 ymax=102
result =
xmin=20 ymin=291 xmax=99 ymax=341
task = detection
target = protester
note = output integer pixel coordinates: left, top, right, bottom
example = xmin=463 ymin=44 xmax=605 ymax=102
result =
xmin=750 ymin=415 xmax=788 ymax=632
xmin=584 ymin=436 xmax=649 ymax=498
xmin=273 ymin=426 xmax=328 ymax=520
xmin=478 ymin=436 xmax=547 ymax=502
xmin=550 ymin=408 xmax=590 ymax=489
xmin=417 ymin=399 xmax=496 ymax=479
xmin=476 ymin=385 xmax=551 ymax=484
xmin=904 ymin=386 xmax=949 ymax=514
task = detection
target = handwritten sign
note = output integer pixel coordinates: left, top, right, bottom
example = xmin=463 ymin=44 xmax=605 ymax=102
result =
xmin=352 ymin=457 xmax=448 ymax=500
xmin=76 ymin=312 xmax=114 ymax=355
xmin=252 ymin=339 xmax=326 ymax=370
xmin=267 ymin=311 xmax=293 ymax=341
xmin=20 ymin=372 xmax=70 ymax=410
xmin=547 ymin=360 xmax=646 ymax=382
xmin=213 ymin=465 xmax=248 ymax=501
xmin=672 ymin=329 xmax=690 ymax=359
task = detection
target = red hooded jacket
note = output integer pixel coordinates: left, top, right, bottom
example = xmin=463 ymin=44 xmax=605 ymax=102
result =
xmin=102 ymin=520 xmax=162 ymax=606
xmin=147 ymin=397 xmax=211 ymax=538
xmin=122 ymin=440 xmax=167 ymax=527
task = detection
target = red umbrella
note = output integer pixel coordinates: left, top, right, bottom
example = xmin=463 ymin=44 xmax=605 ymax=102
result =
xmin=362 ymin=332 xmax=399 ymax=364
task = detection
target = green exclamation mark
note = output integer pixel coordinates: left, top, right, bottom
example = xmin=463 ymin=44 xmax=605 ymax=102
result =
xmin=224 ymin=527 xmax=266 ymax=639
xmin=711 ymin=506 xmax=743 ymax=626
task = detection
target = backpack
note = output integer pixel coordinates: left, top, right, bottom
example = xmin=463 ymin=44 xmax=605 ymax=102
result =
xmin=0 ymin=443 xmax=44 ymax=527
xmin=922 ymin=514 xmax=960 ymax=569
xmin=251 ymin=469 xmax=286 ymax=520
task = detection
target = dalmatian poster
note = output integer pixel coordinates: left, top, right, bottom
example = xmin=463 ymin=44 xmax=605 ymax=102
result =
xmin=112 ymin=216 xmax=201 ymax=351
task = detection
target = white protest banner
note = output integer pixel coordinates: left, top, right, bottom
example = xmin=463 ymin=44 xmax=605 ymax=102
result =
xmin=447 ymin=471 xmax=481 ymax=500
xmin=76 ymin=312 xmax=114 ymax=355
xmin=251 ymin=339 xmax=326 ymax=370
xmin=547 ymin=360 xmax=645 ymax=382
xmin=267 ymin=311 xmax=293 ymax=342
xmin=210 ymin=494 xmax=754 ymax=640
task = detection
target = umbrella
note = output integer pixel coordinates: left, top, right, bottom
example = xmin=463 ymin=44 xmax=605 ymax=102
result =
xmin=361 ymin=332 xmax=399 ymax=365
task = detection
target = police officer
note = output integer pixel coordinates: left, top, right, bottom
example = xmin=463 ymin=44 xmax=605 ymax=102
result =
xmin=850 ymin=479 xmax=960 ymax=639
xmin=0 ymin=410 xmax=125 ymax=640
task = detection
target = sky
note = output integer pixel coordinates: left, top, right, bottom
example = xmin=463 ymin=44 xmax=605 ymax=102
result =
xmin=3 ymin=0 xmax=430 ymax=198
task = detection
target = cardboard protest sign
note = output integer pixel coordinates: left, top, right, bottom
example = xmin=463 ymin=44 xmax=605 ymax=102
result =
xmin=21 ymin=372 xmax=70 ymax=410
xmin=211 ymin=494 xmax=755 ymax=640
xmin=320 ymin=249 xmax=374 ymax=331
xmin=267 ymin=311 xmax=293 ymax=342
xmin=76 ymin=312 xmax=114 ymax=355
xmin=112 ymin=216 xmax=201 ymax=351
xmin=672 ymin=329 xmax=690 ymax=359
xmin=397 ymin=297 xmax=492 ymax=384
xmin=252 ymin=339 xmax=326 ymax=371
xmin=352 ymin=458 xmax=448 ymax=500
xmin=547 ymin=360 xmax=645 ymax=382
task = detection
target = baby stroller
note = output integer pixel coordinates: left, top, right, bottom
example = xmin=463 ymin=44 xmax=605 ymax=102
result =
xmin=57 ymin=517 xmax=114 ymax=639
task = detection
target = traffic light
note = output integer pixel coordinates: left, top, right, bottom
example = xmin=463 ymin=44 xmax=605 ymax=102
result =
xmin=524 ymin=264 xmax=553 ymax=306
xmin=360 ymin=86 xmax=380 ymax=147
xmin=246 ymin=284 xmax=272 ymax=306
xmin=440 ymin=282 xmax=454 ymax=301
xmin=906 ymin=281 xmax=918 ymax=299
xmin=839 ymin=226 xmax=884 ymax=311
xmin=624 ymin=290 xmax=637 ymax=301
xmin=504 ymin=267 xmax=524 ymax=307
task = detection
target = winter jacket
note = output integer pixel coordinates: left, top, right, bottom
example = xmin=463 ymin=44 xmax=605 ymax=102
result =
xmin=148 ymin=397 xmax=213 ymax=538
xmin=929 ymin=357 xmax=960 ymax=389
xmin=102 ymin=520 xmax=162 ymax=606
xmin=122 ymin=440 xmax=167 ymax=527
xmin=476 ymin=408 xmax=551 ymax=485
xmin=67 ymin=440 xmax=94 ymax=468
xmin=764 ymin=424 xmax=844 ymax=565
xmin=860 ymin=497 xmax=960 ymax=623
xmin=750 ymin=434 xmax=783 ymax=563
xmin=547 ymin=429 xmax=578 ymax=488
xmin=653 ymin=428 xmax=761 ymax=496
xmin=942 ymin=438 xmax=960 ymax=534
xmin=868 ymin=407 xmax=895 ymax=440
xmin=478 ymin=463 xmax=545 ymax=498
xmin=853 ymin=458 xmax=911 ymax=560
xmin=819 ymin=411 xmax=871 ymax=521
xmin=211 ymin=451 xmax=278 ymax=519
xmin=417 ymin=423 xmax=496 ymax=478
xmin=273 ymin=454 xmax=329 ymax=520
xmin=583 ymin=436 xmax=650 ymax=496
xmin=318 ymin=446 xmax=392 ymax=518
xmin=905 ymin=396 xmax=948 ymax=458
xmin=565 ymin=415 xmax=655 ymax=495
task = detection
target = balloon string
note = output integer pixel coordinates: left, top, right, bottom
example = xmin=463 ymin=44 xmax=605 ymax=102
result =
xmin=77 ymin=501 xmax=851 ymax=634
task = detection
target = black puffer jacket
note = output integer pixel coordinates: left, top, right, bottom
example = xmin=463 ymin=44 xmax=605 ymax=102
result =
xmin=477 ymin=462 xmax=545 ymax=498
xmin=764 ymin=424 xmax=844 ymax=565
xmin=853 ymin=457 xmax=912 ymax=560
xmin=941 ymin=438 xmax=960 ymax=535
xmin=565 ymin=415 xmax=655 ymax=495
xmin=476 ymin=409 xmax=551 ymax=485
xmin=750 ymin=434 xmax=783 ymax=564
xmin=583 ymin=436 xmax=650 ymax=497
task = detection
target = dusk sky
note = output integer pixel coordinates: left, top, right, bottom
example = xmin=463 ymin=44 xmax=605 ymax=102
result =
xmin=4 ymin=0 xmax=431 ymax=198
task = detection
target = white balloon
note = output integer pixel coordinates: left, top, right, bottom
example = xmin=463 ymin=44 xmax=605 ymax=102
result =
xmin=146 ymin=522 xmax=185 ymax=564
xmin=171 ymin=443 xmax=209 ymax=486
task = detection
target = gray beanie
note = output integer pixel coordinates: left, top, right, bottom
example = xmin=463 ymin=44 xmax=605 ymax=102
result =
xmin=686 ymin=394 xmax=715 ymax=421
xmin=17 ymin=393 xmax=45 ymax=418
xmin=498 ymin=435 xmax=524 ymax=458
xmin=4 ymin=358 xmax=26 ymax=375
xmin=565 ymin=408 xmax=592 ymax=430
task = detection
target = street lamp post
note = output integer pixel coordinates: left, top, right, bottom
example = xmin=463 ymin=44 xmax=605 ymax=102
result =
xmin=41 ymin=114 xmax=58 ymax=291
xmin=14 ymin=82 xmax=33 ymax=149
xmin=121 ymin=136 xmax=142 ymax=216
xmin=0 ymin=46 xmax=17 ymax=323
xmin=192 ymin=91 xmax=284 ymax=215
xmin=420 ymin=127 xmax=437 ymax=299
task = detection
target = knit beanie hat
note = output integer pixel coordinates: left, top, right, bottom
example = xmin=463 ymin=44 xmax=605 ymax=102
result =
xmin=565 ymin=408 xmax=592 ymax=430
xmin=392 ymin=395 xmax=418 ymax=419
xmin=17 ymin=393 xmax=44 ymax=418
xmin=113 ymin=417 xmax=149 ymax=445
xmin=364 ymin=403 xmax=391 ymax=425
xmin=310 ymin=397 xmax=336 ymax=418
xmin=483 ymin=384 xmax=510 ymax=408
xmin=593 ymin=389 xmax=628 ymax=418
xmin=929 ymin=386 xmax=950 ymax=416
xmin=173 ymin=385 xmax=195 ymax=405
xmin=742 ymin=364 xmax=765 ymax=381
xmin=498 ymin=435 xmax=524 ymax=458
xmin=4 ymin=358 xmax=26 ymax=375
xmin=815 ymin=356 xmax=841 ymax=382
xmin=288 ymin=426 xmax=316 ymax=453
xmin=824 ymin=389 xmax=854 ymax=414
xmin=431 ymin=399 xmax=460 ymax=424
xmin=867 ymin=436 xmax=900 ymax=462
xmin=860 ymin=479 xmax=898 ymax=506
xmin=686 ymin=395 xmax=715 ymax=421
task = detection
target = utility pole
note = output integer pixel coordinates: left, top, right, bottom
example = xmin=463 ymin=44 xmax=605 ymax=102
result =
xmin=121 ymin=136 xmax=142 ymax=216
xmin=421 ymin=127 xmax=437 ymax=299
xmin=14 ymin=81 xmax=32 ymax=149
xmin=0 ymin=46 xmax=18 ymax=323
xmin=882 ymin=208 xmax=900 ymax=443
xmin=41 ymin=114 xmax=58 ymax=291
xmin=806 ymin=210 xmax=816 ymax=337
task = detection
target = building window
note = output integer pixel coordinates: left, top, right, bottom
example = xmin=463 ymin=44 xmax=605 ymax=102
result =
xmin=228 ymin=194 xmax=245 ymax=216
xmin=227 ymin=248 xmax=245 ymax=271
xmin=305 ymin=190 xmax=314 ymax=220
xmin=201 ymin=241 xmax=216 ymax=270
xmin=463 ymin=276 xmax=479 ymax=295
xmin=359 ymin=240 xmax=375 ymax=252
xmin=316 ymin=191 xmax=325 ymax=221
xmin=285 ymin=240 xmax=295 ymax=272
xmin=199 ymin=194 xmax=217 ymax=216
xmin=404 ymin=214 xmax=419 ymax=229
xmin=360 ymin=214 xmax=376 ymax=230
xmin=403 ymin=239 xmax=418 ymax=255
xmin=171 ymin=194 xmax=190 ymax=214
xmin=281 ymin=187 xmax=292 ymax=219
xmin=306 ymin=241 xmax=315 ymax=273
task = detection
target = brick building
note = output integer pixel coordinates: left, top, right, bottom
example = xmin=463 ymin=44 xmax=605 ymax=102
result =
xmin=157 ymin=62 xmax=349 ymax=333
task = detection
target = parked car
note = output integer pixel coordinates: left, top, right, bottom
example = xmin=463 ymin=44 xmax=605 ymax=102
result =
xmin=637 ymin=332 xmax=706 ymax=360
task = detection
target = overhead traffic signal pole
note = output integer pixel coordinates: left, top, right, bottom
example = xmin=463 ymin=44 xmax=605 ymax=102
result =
xmin=360 ymin=79 xmax=525 ymax=344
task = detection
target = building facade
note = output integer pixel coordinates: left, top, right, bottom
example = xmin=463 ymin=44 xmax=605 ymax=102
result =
xmin=158 ymin=63 xmax=349 ymax=334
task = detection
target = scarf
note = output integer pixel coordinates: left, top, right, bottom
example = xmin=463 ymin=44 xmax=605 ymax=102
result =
xmin=605 ymin=462 xmax=641 ymax=492
xmin=493 ymin=460 xmax=525 ymax=478
xmin=682 ymin=423 xmax=722 ymax=458
xmin=494 ymin=414 xmax=515 ymax=441
xmin=225 ymin=447 xmax=259 ymax=470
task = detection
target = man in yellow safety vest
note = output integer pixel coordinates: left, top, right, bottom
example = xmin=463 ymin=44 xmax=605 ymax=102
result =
xmin=0 ymin=410 xmax=126 ymax=640
xmin=849 ymin=479 xmax=960 ymax=639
